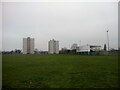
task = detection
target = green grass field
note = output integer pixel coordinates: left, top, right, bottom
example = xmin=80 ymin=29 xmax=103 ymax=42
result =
xmin=2 ymin=54 xmax=118 ymax=88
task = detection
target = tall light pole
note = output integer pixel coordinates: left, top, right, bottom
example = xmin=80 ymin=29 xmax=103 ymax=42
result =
xmin=107 ymin=30 xmax=109 ymax=51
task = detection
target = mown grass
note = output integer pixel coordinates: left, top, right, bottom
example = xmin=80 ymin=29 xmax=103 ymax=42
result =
xmin=2 ymin=54 xmax=118 ymax=88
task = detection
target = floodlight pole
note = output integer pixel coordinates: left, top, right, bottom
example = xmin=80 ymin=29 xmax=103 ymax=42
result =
xmin=107 ymin=30 xmax=109 ymax=51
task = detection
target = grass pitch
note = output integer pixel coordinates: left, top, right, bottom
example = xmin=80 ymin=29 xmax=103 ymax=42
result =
xmin=2 ymin=54 xmax=118 ymax=88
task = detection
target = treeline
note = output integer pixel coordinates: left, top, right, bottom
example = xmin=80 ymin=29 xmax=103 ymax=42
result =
xmin=2 ymin=49 xmax=21 ymax=54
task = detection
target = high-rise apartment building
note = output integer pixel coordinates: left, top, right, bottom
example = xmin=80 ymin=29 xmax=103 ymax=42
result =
xmin=48 ymin=39 xmax=59 ymax=54
xmin=23 ymin=37 xmax=34 ymax=54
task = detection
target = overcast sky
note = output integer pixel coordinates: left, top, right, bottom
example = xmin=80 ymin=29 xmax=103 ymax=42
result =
xmin=2 ymin=2 xmax=118 ymax=51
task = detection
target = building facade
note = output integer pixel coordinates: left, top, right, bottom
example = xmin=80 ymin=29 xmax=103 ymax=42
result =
xmin=71 ymin=43 xmax=78 ymax=50
xmin=48 ymin=39 xmax=59 ymax=54
xmin=23 ymin=37 xmax=34 ymax=54
xmin=76 ymin=44 xmax=101 ymax=54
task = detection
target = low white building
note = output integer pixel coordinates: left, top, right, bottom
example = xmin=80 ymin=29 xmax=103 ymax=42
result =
xmin=71 ymin=43 xmax=78 ymax=50
xmin=48 ymin=39 xmax=59 ymax=54
xmin=76 ymin=44 xmax=101 ymax=54
xmin=23 ymin=37 xmax=34 ymax=54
